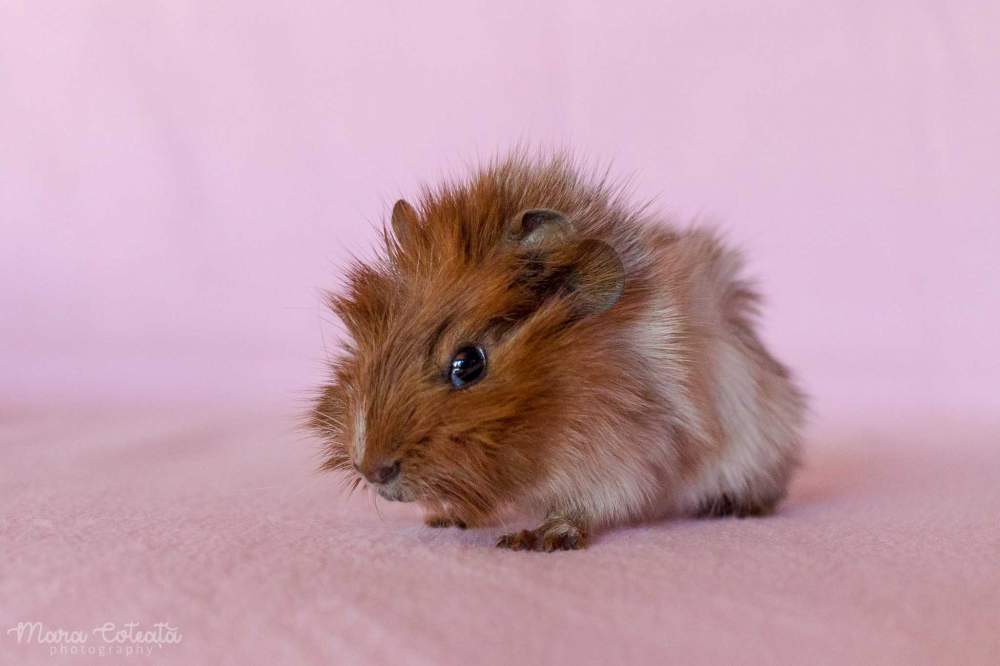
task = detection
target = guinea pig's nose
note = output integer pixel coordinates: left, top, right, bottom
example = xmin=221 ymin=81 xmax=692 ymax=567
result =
xmin=368 ymin=460 xmax=401 ymax=485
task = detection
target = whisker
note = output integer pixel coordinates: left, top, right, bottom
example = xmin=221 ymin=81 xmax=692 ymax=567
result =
xmin=371 ymin=488 xmax=384 ymax=521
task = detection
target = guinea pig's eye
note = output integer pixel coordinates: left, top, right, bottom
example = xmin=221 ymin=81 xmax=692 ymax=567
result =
xmin=449 ymin=345 xmax=487 ymax=389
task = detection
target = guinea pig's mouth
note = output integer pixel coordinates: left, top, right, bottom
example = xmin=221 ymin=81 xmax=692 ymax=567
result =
xmin=374 ymin=483 xmax=415 ymax=503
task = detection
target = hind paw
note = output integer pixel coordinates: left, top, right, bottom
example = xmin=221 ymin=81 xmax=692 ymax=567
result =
xmin=695 ymin=493 xmax=778 ymax=519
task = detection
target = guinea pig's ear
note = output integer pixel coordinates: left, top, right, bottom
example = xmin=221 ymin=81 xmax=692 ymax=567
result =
xmin=509 ymin=208 xmax=571 ymax=247
xmin=390 ymin=199 xmax=420 ymax=246
xmin=566 ymin=239 xmax=626 ymax=315
xmin=510 ymin=208 xmax=624 ymax=315
xmin=517 ymin=237 xmax=626 ymax=317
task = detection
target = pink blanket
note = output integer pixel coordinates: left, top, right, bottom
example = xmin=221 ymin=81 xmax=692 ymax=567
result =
xmin=3 ymin=403 xmax=997 ymax=665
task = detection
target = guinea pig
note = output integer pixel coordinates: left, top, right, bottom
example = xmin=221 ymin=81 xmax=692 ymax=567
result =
xmin=310 ymin=153 xmax=806 ymax=551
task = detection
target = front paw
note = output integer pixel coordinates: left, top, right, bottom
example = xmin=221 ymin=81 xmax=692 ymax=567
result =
xmin=496 ymin=522 xmax=588 ymax=552
xmin=424 ymin=514 xmax=467 ymax=529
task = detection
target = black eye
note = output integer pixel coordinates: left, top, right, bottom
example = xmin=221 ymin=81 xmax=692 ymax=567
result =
xmin=449 ymin=345 xmax=487 ymax=389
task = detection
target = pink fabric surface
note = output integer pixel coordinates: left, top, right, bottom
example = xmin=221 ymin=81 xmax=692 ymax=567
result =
xmin=3 ymin=1 xmax=1000 ymax=664
xmin=2 ymin=404 xmax=999 ymax=665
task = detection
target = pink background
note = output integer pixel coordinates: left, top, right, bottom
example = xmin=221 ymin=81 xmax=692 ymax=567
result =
xmin=3 ymin=3 xmax=1000 ymax=665
xmin=3 ymin=1 xmax=998 ymax=416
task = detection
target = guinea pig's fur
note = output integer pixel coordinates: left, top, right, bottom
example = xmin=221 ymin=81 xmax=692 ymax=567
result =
xmin=310 ymin=153 xmax=806 ymax=551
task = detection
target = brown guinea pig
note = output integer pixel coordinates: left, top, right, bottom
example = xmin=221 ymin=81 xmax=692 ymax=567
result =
xmin=310 ymin=153 xmax=806 ymax=551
